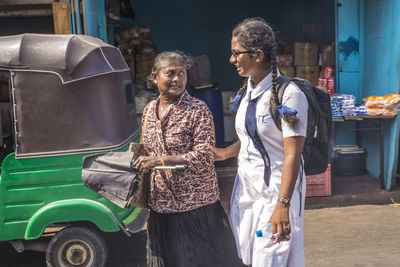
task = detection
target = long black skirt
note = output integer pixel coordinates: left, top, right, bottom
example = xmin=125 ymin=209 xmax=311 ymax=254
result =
xmin=147 ymin=201 xmax=244 ymax=267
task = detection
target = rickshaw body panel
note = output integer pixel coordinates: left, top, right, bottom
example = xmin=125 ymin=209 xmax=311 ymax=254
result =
xmin=0 ymin=148 xmax=135 ymax=241
xmin=0 ymin=34 xmax=141 ymax=244
xmin=25 ymin=198 xmax=120 ymax=240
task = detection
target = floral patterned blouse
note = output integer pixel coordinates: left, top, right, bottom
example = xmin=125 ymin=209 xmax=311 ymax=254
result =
xmin=141 ymin=90 xmax=220 ymax=213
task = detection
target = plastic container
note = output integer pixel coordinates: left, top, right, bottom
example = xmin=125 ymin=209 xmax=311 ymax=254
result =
xmin=334 ymin=152 xmax=366 ymax=176
xmin=191 ymin=84 xmax=224 ymax=146
xmin=306 ymin=164 xmax=332 ymax=197
xmin=256 ymin=222 xmax=272 ymax=238
xmin=256 ymin=222 xmax=290 ymax=244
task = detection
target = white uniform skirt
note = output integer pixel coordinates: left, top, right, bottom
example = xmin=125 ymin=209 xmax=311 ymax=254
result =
xmin=229 ymin=167 xmax=306 ymax=267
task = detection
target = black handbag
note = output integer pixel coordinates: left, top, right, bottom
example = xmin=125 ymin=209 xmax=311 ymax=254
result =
xmin=82 ymin=150 xmax=150 ymax=209
xmin=81 ymin=102 xmax=153 ymax=209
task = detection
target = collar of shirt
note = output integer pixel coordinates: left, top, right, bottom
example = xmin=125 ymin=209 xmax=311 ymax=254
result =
xmin=154 ymin=90 xmax=189 ymax=120
xmin=247 ymin=70 xmax=281 ymax=101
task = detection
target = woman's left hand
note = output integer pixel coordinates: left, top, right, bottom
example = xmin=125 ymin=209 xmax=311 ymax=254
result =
xmin=268 ymin=202 xmax=291 ymax=241
xmin=133 ymin=156 xmax=160 ymax=173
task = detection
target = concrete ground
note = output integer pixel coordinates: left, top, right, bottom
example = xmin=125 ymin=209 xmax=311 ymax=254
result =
xmin=304 ymin=205 xmax=400 ymax=267
xmin=1 ymin=169 xmax=400 ymax=267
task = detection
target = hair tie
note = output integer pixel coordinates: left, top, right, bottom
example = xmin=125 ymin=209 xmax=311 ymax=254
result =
xmin=277 ymin=105 xmax=297 ymax=117
xmin=231 ymin=92 xmax=243 ymax=113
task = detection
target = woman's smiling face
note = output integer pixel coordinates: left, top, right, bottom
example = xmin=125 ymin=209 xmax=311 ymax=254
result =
xmin=230 ymin=37 xmax=256 ymax=77
xmin=152 ymin=59 xmax=187 ymax=98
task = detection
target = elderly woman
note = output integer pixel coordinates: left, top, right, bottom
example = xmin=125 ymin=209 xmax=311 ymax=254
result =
xmin=133 ymin=51 xmax=243 ymax=267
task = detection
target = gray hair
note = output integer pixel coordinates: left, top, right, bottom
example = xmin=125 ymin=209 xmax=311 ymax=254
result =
xmin=151 ymin=51 xmax=188 ymax=75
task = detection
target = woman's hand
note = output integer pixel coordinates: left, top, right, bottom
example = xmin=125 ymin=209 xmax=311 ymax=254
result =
xmin=133 ymin=156 xmax=161 ymax=174
xmin=211 ymin=146 xmax=227 ymax=161
xmin=211 ymin=141 xmax=241 ymax=161
xmin=268 ymin=202 xmax=291 ymax=241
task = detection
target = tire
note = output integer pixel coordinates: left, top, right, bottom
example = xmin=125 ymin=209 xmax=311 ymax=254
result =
xmin=46 ymin=226 xmax=108 ymax=267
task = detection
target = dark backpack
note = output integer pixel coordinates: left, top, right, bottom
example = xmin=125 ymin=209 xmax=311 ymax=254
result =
xmin=270 ymin=76 xmax=332 ymax=176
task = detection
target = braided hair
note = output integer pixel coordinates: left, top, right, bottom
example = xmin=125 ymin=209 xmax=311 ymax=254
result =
xmin=232 ymin=17 xmax=298 ymax=128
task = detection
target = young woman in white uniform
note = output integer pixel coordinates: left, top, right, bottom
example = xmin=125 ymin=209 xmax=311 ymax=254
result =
xmin=213 ymin=18 xmax=308 ymax=267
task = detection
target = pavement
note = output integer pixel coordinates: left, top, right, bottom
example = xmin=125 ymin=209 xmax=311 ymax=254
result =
xmin=215 ymin=159 xmax=400 ymax=210
xmin=2 ymin=162 xmax=400 ymax=267
xmin=304 ymin=204 xmax=400 ymax=267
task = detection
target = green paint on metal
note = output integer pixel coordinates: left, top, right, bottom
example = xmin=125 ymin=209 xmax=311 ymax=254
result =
xmin=122 ymin=207 xmax=142 ymax=226
xmin=25 ymin=199 xmax=120 ymax=240
xmin=0 ymin=138 xmax=139 ymax=241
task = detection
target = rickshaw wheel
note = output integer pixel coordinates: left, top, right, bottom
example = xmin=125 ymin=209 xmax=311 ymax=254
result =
xmin=46 ymin=226 xmax=108 ymax=267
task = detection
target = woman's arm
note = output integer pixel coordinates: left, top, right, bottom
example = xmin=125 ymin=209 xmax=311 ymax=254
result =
xmin=178 ymin=106 xmax=217 ymax=172
xmin=133 ymin=155 xmax=186 ymax=173
xmin=268 ymin=135 xmax=305 ymax=240
xmin=135 ymin=105 xmax=215 ymax=173
xmin=211 ymin=141 xmax=241 ymax=161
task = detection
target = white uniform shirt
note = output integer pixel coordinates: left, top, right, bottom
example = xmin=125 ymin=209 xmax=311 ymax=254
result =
xmin=236 ymin=72 xmax=308 ymax=197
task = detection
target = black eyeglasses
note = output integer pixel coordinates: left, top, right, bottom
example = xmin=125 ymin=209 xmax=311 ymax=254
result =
xmin=231 ymin=50 xmax=252 ymax=58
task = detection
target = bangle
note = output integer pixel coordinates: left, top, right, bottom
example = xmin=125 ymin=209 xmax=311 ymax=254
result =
xmin=158 ymin=155 xmax=165 ymax=166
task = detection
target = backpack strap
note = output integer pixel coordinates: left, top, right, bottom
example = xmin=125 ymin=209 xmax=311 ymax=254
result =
xmin=270 ymin=75 xmax=292 ymax=131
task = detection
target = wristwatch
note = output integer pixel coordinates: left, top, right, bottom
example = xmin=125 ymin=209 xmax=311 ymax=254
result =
xmin=278 ymin=197 xmax=290 ymax=207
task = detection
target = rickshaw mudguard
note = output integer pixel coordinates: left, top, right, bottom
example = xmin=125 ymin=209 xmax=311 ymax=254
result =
xmin=25 ymin=199 xmax=121 ymax=240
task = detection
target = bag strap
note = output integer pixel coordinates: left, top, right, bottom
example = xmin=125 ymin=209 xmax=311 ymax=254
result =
xmin=140 ymin=100 xmax=155 ymax=144
xmin=130 ymin=100 xmax=155 ymax=169
xmin=270 ymin=75 xmax=292 ymax=132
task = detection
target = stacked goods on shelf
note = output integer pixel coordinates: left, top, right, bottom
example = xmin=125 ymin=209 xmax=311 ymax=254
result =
xmin=114 ymin=26 xmax=158 ymax=114
xmin=364 ymin=94 xmax=400 ymax=116
xmin=331 ymin=94 xmax=356 ymax=118
xmin=278 ymin=23 xmax=335 ymax=87
xmin=135 ymin=27 xmax=158 ymax=92
xmin=341 ymin=95 xmax=356 ymax=116
xmin=277 ymin=54 xmax=294 ymax=77
xmin=319 ymin=43 xmax=335 ymax=68
xmin=114 ymin=25 xmax=158 ymax=93
xmin=293 ymin=42 xmax=319 ymax=86
xmin=352 ymin=106 xmax=368 ymax=116
xmin=318 ymin=67 xmax=335 ymax=96
xmin=114 ymin=25 xmax=141 ymax=82
xmin=330 ymin=96 xmax=342 ymax=119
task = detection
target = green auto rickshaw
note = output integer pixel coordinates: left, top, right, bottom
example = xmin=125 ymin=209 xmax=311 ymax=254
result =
xmin=0 ymin=34 xmax=147 ymax=267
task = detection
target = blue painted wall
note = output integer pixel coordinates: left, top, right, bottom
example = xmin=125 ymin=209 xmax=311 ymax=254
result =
xmin=336 ymin=0 xmax=400 ymax=189
xmin=126 ymin=0 xmax=334 ymax=91
xmin=359 ymin=0 xmax=400 ymax=189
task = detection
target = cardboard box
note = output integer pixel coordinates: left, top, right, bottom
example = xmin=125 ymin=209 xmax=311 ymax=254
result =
xmin=279 ymin=66 xmax=294 ymax=77
xmin=319 ymin=44 xmax=334 ymax=66
xmin=279 ymin=34 xmax=297 ymax=54
xmin=296 ymin=66 xmax=320 ymax=86
xmin=294 ymin=42 xmax=318 ymax=66
xmin=277 ymin=54 xmax=293 ymax=68
xmin=136 ymin=54 xmax=156 ymax=78
xmin=302 ymin=23 xmax=325 ymax=44
xmin=330 ymin=41 xmax=335 ymax=66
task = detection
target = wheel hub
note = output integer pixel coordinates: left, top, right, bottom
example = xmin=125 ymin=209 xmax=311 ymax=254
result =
xmin=65 ymin=243 xmax=88 ymax=265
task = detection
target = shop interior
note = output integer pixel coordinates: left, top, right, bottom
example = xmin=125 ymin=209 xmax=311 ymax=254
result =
xmin=0 ymin=0 xmax=399 ymax=190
